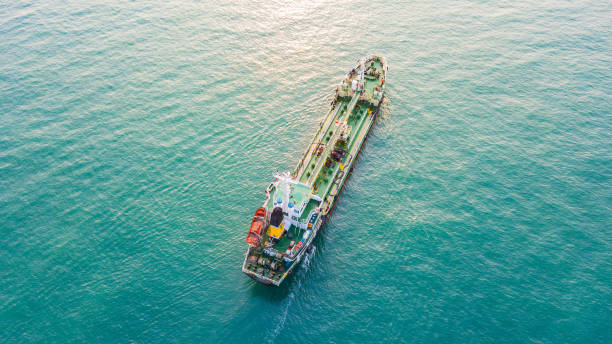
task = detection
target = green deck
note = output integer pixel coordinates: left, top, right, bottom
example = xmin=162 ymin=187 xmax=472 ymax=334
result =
xmin=297 ymin=59 xmax=383 ymax=188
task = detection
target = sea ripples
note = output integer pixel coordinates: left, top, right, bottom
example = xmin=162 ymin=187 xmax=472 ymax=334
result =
xmin=1 ymin=0 xmax=611 ymax=343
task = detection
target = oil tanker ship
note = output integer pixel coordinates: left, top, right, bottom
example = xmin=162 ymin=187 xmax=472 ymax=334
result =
xmin=242 ymin=55 xmax=387 ymax=286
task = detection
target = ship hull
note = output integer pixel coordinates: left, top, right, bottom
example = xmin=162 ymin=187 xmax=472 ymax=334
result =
xmin=242 ymin=55 xmax=387 ymax=286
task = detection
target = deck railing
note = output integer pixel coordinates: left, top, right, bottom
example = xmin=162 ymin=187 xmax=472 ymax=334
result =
xmin=294 ymin=101 xmax=342 ymax=179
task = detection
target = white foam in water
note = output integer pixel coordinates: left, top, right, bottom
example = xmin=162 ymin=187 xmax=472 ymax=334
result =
xmin=266 ymin=246 xmax=316 ymax=342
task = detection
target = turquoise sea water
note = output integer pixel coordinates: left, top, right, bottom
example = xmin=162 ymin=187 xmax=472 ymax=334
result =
xmin=1 ymin=0 xmax=611 ymax=342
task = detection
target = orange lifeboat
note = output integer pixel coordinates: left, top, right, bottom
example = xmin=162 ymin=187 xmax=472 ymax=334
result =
xmin=246 ymin=207 xmax=267 ymax=246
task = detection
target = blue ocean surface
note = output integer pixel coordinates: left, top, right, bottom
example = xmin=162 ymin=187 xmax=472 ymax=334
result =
xmin=1 ymin=0 xmax=611 ymax=342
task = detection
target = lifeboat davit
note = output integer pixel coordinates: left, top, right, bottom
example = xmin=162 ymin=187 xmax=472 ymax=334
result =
xmin=246 ymin=207 xmax=267 ymax=246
